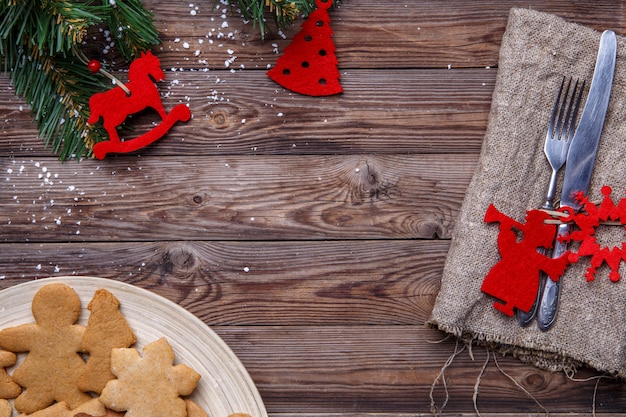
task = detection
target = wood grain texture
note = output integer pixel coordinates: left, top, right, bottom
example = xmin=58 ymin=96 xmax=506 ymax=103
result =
xmin=0 ymin=155 xmax=474 ymax=241
xmin=1 ymin=0 xmax=625 ymax=416
xmin=0 ymin=69 xmax=494 ymax=156
xmin=215 ymin=326 xmax=625 ymax=414
xmin=0 ymin=240 xmax=446 ymax=325
xmin=143 ymin=0 xmax=625 ymax=69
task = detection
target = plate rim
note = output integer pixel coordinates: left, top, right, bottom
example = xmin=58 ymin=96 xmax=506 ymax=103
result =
xmin=0 ymin=276 xmax=267 ymax=417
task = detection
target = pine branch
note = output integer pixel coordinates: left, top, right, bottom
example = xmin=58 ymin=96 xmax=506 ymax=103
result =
xmin=0 ymin=0 xmax=104 ymax=56
xmin=8 ymin=43 xmax=108 ymax=159
xmin=102 ymin=0 xmax=160 ymax=61
xmin=39 ymin=0 xmax=106 ymax=53
xmin=0 ymin=0 xmax=161 ymax=160
xmin=220 ymin=0 xmax=336 ymax=38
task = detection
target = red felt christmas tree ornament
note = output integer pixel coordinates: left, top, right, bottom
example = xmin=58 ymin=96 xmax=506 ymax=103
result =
xmin=267 ymin=0 xmax=343 ymax=96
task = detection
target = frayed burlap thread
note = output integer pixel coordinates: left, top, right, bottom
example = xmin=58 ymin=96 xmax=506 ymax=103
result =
xmin=429 ymin=8 xmax=626 ymax=377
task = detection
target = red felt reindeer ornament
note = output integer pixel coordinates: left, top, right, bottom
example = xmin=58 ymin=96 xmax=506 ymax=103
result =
xmin=267 ymin=0 xmax=342 ymax=96
xmin=87 ymin=52 xmax=191 ymax=159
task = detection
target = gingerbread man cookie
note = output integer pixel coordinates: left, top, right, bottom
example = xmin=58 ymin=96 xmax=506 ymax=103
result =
xmin=0 ymin=283 xmax=90 ymax=414
xmin=0 ymin=350 xmax=20 ymax=400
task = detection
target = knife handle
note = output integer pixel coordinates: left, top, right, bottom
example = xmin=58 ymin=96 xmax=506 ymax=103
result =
xmin=537 ymin=222 xmax=571 ymax=331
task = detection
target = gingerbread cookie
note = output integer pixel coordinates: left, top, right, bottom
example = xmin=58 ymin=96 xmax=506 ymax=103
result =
xmin=0 ymin=400 xmax=10 ymax=417
xmin=0 ymin=350 xmax=20 ymax=399
xmin=78 ymin=288 xmax=136 ymax=394
xmin=74 ymin=409 xmax=125 ymax=417
xmin=185 ymin=399 xmax=208 ymax=417
xmin=0 ymin=283 xmax=90 ymax=414
xmin=17 ymin=398 xmax=106 ymax=417
xmin=99 ymin=337 xmax=200 ymax=417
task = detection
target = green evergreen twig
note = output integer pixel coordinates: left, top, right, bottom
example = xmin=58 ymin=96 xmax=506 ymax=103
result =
xmin=0 ymin=0 xmax=160 ymax=160
xmin=103 ymin=0 xmax=160 ymax=60
xmin=220 ymin=0 xmax=336 ymax=38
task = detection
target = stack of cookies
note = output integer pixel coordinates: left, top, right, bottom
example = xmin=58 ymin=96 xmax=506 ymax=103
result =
xmin=0 ymin=283 xmax=245 ymax=417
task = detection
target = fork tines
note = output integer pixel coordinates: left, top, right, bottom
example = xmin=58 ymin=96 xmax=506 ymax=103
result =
xmin=548 ymin=77 xmax=585 ymax=144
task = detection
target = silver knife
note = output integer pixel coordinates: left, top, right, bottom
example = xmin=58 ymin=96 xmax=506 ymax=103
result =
xmin=537 ymin=29 xmax=617 ymax=331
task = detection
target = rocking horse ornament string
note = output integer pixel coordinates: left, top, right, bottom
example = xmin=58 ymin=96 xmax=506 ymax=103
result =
xmin=85 ymin=52 xmax=191 ymax=160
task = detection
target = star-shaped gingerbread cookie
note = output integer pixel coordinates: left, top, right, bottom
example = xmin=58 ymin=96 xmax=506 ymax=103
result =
xmin=99 ymin=337 xmax=200 ymax=417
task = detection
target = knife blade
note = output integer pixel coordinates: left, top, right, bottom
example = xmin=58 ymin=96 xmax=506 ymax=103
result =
xmin=537 ymin=29 xmax=617 ymax=331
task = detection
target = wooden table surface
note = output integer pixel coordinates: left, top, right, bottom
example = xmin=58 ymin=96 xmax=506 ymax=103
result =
xmin=1 ymin=1 xmax=626 ymax=416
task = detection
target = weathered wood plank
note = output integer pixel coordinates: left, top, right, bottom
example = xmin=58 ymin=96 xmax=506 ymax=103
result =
xmin=214 ymin=326 xmax=625 ymax=414
xmin=3 ymin=2 xmax=623 ymax=158
xmin=0 ymin=154 xmax=476 ymax=242
xmin=0 ymin=68 xmax=494 ymax=157
xmin=0 ymin=260 xmax=619 ymax=414
xmin=141 ymin=0 xmax=625 ymax=70
xmin=0 ymin=240 xmax=445 ymax=325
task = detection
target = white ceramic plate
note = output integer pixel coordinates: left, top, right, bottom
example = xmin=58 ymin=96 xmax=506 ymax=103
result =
xmin=0 ymin=276 xmax=267 ymax=417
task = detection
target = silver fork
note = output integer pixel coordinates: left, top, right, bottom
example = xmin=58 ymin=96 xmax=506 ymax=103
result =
xmin=517 ymin=76 xmax=585 ymax=327
xmin=542 ymin=77 xmax=586 ymax=210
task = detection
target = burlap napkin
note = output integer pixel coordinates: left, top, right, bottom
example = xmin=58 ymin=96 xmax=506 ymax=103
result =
xmin=429 ymin=8 xmax=626 ymax=377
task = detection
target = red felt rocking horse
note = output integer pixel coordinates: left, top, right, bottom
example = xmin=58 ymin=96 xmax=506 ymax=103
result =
xmin=88 ymin=51 xmax=191 ymax=159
